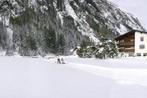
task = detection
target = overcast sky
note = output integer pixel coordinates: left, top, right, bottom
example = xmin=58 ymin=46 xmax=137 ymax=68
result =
xmin=109 ymin=0 xmax=147 ymax=30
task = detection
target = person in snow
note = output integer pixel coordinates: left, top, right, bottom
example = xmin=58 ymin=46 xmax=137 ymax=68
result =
xmin=61 ymin=58 xmax=65 ymax=64
xmin=57 ymin=58 xmax=61 ymax=64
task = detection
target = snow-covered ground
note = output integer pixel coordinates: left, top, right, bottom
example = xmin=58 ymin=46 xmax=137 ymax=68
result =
xmin=0 ymin=56 xmax=147 ymax=98
xmin=64 ymin=56 xmax=147 ymax=86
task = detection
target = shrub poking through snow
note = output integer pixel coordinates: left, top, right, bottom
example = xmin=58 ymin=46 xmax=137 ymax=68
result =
xmin=77 ymin=36 xmax=118 ymax=59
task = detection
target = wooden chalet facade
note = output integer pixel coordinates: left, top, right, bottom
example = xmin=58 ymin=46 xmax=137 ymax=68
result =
xmin=115 ymin=30 xmax=147 ymax=56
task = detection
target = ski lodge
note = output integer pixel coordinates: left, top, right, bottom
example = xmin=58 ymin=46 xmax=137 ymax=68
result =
xmin=115 ymin=30 xmax=147 ymax=56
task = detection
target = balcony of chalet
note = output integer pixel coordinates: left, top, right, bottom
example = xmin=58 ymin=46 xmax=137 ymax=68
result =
xmin=118 ymin=48 xmax=135 ymax=52
xmin=117 ymin=40 xmax=135 ymax=47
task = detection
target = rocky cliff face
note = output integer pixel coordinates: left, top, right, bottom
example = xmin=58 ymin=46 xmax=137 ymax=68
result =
xmin=0 ymin=0 xmax=145 ymax=56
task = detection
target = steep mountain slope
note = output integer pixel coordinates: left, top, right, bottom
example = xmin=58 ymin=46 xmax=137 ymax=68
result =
xmin=0 ymin=0 xmax=145 ymax=55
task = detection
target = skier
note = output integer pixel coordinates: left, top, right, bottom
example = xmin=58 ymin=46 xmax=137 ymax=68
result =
xmin=57 ymin=58 xmax=61 ymax=64
xmin=61 ymin=58 xmax=65 ymax=64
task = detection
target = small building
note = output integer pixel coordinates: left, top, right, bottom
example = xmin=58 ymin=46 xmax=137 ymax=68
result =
xmin=115 ymin=30 xmax=147 ymax=56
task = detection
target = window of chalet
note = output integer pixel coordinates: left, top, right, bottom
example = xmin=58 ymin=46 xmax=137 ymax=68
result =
xmin=140 ymin=37 xmax=144 ymax=41
xmin=137 ymin=53 xmax=141 ymax=56
xmin=139 ymin=44 xmax=145 ymax=49
xmin=143 ymin=53 xmax=147 ymax=56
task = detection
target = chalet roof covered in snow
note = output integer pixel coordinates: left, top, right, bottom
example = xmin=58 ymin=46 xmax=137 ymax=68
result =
xmin=115 ymin=30 xmax=147 ymax=40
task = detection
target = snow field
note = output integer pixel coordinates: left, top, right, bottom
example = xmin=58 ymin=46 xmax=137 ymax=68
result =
xmin=63 ymin=56 xmax=147 ymax=86
xmin=0 ymin=56 xmax=147 ymax=98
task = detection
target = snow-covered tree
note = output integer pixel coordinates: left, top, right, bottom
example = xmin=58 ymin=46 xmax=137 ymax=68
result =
xmin=77 ymin=36 xmax=118 ymax=59
xmin=95 ymin=36 xmax=118 ymax=59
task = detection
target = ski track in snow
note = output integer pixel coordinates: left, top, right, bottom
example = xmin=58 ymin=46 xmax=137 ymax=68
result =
xmin=61 ymin=56 xmax=147 ymax=86
xmin=66 ymin=62 xmax=147 ymax=86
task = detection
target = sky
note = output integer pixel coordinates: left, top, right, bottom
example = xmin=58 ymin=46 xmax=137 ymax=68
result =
xmin=109 ymin=0 xmax=147 ymax=30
